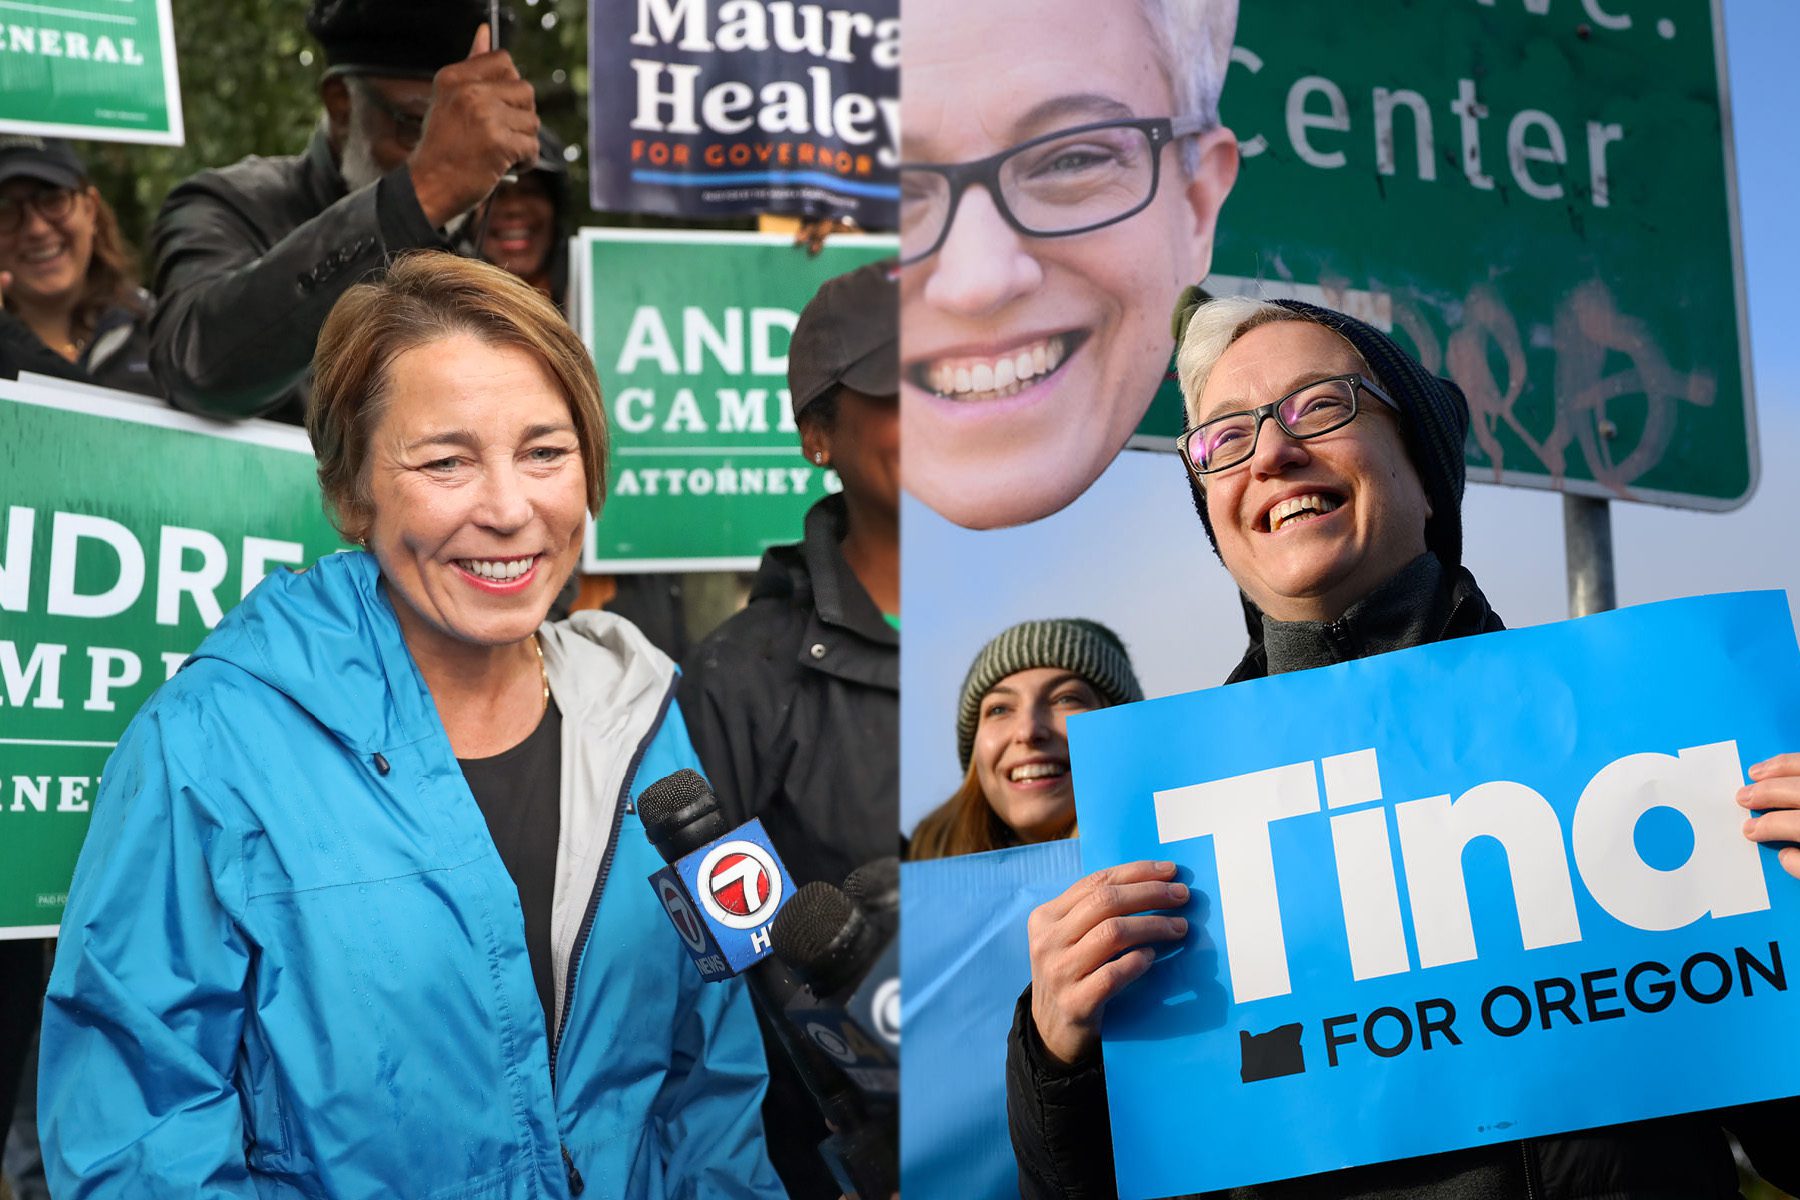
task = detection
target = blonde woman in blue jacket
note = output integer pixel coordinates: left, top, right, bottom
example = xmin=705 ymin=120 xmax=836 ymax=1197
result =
xmin=39 ymin=253 xmax=784 ymax=1199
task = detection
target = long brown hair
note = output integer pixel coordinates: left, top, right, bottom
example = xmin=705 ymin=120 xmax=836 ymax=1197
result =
xmin=75 ymin=188 xmax=145 ymax=334
xmin=907 ymin=763 xmax=1079 ymax=861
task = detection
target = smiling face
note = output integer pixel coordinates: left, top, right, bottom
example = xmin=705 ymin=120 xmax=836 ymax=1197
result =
xmin=1198 ymin=320 xmax=1432 ymax=623
xmin=359 ymin=333 xmax=588 ymax=657
xmin=972 ymin=667 xmax=1102 ymax=843
xmin=901 ymin=0 xmax=1237 ymax=530
xmin=482 ymin=174 xmax=556 ymax=282
xmin=0 ymin=180 xmax=96 ymax=314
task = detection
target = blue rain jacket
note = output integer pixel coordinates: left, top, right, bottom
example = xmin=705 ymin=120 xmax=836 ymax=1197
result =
xmin=40 ymin=551 xmax=784 ymax=1199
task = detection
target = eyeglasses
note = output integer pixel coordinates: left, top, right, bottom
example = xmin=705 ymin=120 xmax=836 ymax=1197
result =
xmin=899 ymin=116 xmax=1206 ymax=266
xmin=359 ymin=85 xmax=428 ymax=147
xmin=0 ymin=186 xmax=77 ymax=235
xmin=1177 ymin=374 xmax=1397 ymax=479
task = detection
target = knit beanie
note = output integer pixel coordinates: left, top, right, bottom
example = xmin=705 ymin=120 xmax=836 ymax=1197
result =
xmin=1173 ymin=292 xmax=1470 ymax=568
xmin=956 ymin=619 xmax=1145 ymax=769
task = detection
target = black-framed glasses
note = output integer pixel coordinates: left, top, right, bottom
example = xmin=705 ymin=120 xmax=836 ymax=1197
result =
xmin=899 ymin=115 xmax=1206 ymax=265
xmin=0 ymin=186 xmax=78 ymax=235
xmin=1177 ymin=374 xmax=1398 ymax=478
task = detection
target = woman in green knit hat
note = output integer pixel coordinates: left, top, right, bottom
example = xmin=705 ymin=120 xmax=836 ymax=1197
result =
xmin=909 ymin=618 xmax=1144 ymax=859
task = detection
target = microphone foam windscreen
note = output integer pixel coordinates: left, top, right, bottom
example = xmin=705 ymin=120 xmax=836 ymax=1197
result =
xmin=637 ymin=769 xmax=716 ymax=841
xmin=842 ymin=857 xmax=900 ymax=914
xmin=772 ymin=881 xmax=857 ymax=973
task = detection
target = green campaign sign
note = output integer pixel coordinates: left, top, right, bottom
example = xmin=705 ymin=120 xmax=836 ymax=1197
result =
xmin=0 ymin=0 xmax=183 ymax=145
xmin=575 ymin=229 xmax=896 ymax=570
xmin=0 ymin=380 xmax=340 ymax=936
xmin=1136 ymin=0 xmax=1751 ymax=511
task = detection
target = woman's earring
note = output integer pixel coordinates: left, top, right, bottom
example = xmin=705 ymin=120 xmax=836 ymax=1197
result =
xmin=814 ymin=451 xmax=826 ymax=465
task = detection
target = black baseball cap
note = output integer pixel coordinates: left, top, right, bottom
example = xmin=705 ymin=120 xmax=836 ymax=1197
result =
xmin=0 ymin=137 xmax=85 ymax=190
xmin=788 ymin=258 xmax=899 ymax=421
xmin=307 ymin=0 xmax=511 ymax=79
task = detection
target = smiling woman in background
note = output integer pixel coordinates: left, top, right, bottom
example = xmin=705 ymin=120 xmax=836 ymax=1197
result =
xmin=0 ymin=137 xmax=157 ymax=395
xmin=899 ymin=0 xmax=1240 ymax=530
xmin=38 ymin=253 xmax=781 ymax=1200
xmin=909 ymin=618 xmax=1144 ymax=859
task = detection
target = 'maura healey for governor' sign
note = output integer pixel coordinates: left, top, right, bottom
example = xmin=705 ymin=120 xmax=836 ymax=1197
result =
xmin=588 ymin=0 xmax=898 ymax=225
xmin=0 ymin=0 xmax=183 ymax=145
xmin=1070 ymin=591 xmax=1800 ymax=1199
xmin=0 ymin=380 xmax=340 ymax=936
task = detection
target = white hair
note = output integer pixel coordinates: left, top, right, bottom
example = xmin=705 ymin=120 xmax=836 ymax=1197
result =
xmin=1135 ymin=0 xmax=1239 ymax=173
xmin=1174 ymin=295 xmax=1295 ymax=425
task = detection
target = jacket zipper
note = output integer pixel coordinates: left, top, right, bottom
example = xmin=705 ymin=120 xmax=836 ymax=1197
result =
xmin=545 ymin=676 xmax=678 ymax=1195
xmin=1520 ymin=1140 xmax=1538 ymax=1199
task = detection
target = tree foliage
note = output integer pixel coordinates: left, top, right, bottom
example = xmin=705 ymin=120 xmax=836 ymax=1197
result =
xmin=79 ymin=0 xmax=688 ymax=268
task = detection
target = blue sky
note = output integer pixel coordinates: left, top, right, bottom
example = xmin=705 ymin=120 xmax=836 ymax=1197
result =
xmin=900 ymin=0 xmax=1800 ymax=829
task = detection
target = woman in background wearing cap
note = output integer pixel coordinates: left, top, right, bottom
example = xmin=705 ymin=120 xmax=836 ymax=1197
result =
xmin=0 ymin=137 xmax=157 ymax=395
xmin=910 ymin=619 xmax=1144 ymax=859
xmin=1007 ymin=294 xmax=1800 ymax=1198
xmin=677 ymin=258 xmax=899 ymax=1198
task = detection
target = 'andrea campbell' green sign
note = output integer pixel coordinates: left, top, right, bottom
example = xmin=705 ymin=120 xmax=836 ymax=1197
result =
xmin=1136 ymin=0 xmax=1752 ymax=511
xmin=575 ymin=229 xmax=896 ymax=570
xmin=0 ymin=0 xmax=183 ymax=145
xmin=0 ymin=380 xmax=339 ymax=936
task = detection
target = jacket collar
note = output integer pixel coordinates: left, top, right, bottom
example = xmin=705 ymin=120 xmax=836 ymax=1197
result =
xmin=1226 ymin=556 xmax=1501 ymax=684
xmin=749 ymin=495 xmax=897 ymax=689
xmin=188 ymin=550 xmax=438 ymax=755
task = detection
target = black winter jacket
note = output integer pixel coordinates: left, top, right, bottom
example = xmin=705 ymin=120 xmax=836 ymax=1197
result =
xmin=1007 ymin=564 xmax=1800 ymax=1199
xmin=677 ymin=493 xmax=897 ymax=1199
xmin=1 ymin=297 xmax=157 ymax=397
xmin=148 ymin=125 xmax=448 ymax=423
xmin=678 ymin=493 xmax=898 ymax=889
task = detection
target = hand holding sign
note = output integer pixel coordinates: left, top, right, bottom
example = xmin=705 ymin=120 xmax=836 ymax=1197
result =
xmin=409 ymin=24 xmax=539 ymax=228
xmin=1026 ymin=860 xmax=1189 ymax=1065
xmin=1741 ymin=753 xmax=1800 ymax=879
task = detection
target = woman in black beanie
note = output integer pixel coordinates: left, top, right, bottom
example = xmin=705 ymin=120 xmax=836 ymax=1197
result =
xmin=910 ymin=618 xmax=1144 ymax=860
xmin=1006 ymin=294 xmax=1800 ymax=1199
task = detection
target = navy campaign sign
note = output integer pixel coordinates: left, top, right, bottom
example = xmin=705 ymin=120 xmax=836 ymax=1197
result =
xmin=1069 ymin=590 xmax=1800 ymax=1199
xmin=588 ymin=0 xmax=898 ymax=224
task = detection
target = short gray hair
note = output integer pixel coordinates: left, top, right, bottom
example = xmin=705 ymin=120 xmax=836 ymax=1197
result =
xmin=1136 ymin=0 xmax=1239 ymax=172
xmin=1174 ymin=295 xmax=1297 ymax=425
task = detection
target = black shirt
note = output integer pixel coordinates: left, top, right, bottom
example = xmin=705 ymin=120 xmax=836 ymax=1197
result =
xmin=458 ymin=700 xmax=563 ymax=1048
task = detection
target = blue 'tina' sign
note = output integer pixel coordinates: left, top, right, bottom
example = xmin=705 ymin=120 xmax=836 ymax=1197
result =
xmin=1070 ymin=590 xmax=1800 ymax=1199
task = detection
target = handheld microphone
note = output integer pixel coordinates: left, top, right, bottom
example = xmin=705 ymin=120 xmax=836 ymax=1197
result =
xmin=640 ymin=770 xmax=793 ymax=979
xmin=639 ymin=771 xmax=898 ymax=1199
xmin=771 ymin=879 xmax=899 ymax=1098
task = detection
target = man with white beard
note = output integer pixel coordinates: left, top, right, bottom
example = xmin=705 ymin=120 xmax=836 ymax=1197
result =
xmin=147 ymin=0 xmax=540 ymax=424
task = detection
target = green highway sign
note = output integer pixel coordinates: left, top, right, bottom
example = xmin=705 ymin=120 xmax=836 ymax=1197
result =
xmin=0 ymin=0 xmax=184 ymax=145
xmin=1135 ymin=0 xmax=1752 ymax=511
xmin=574 ymin=229 xmax=897 ymax=570
xmin=0 ymin=380 xmax=340 ymax=936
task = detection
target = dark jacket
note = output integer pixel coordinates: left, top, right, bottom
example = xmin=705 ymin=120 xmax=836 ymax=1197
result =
xmin=148 ymin=124 xmax=447 ymax=424
xmin=1006 ymin=564 xmax=1800 ymax=1200
xmin=678 ymin=492 xmax=898 ymax=1198
xmin=1 ymin=296 xmax=157 ymax=398
xmin=678 ymin=492 xmax=897 ymax=889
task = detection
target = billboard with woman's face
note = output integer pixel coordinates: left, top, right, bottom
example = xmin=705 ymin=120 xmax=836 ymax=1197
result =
xmin=899 ymin=0 xmax=1240 ymax=531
